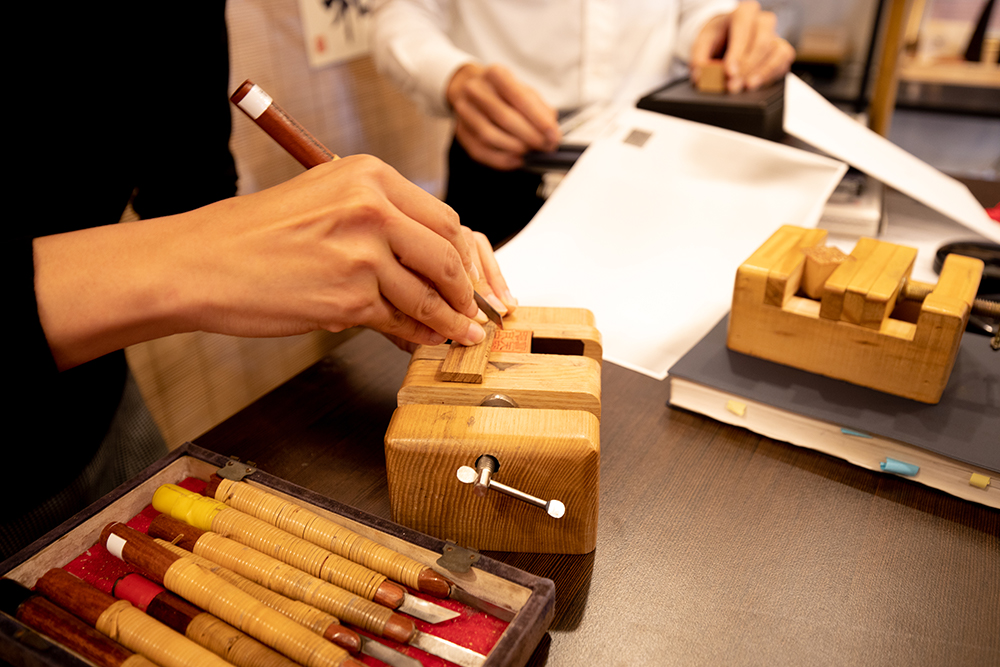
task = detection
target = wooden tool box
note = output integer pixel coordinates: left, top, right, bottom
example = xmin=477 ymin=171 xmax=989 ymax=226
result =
xmin=385 ymin=307 xmax=602 ymax=554
xmin=0 ymin=443 xmax=555 ymax=667
xmin=727 ymin=226 xmax=985 ymax=403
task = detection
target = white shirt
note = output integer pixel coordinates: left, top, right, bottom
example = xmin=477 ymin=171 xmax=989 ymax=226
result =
xmin=372 ymin=0 xmax=738 ymax=117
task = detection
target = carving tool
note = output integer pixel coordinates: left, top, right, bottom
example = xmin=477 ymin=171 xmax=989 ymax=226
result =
xmin=153 ymin=483 xmax=458 ymax=624
xmin=149 ymin=514 xmax=487 ymax=667
xmin=230 ymin=78 xmax=503 ymax=330
xmin=32 ymin=568 xmax=237 ymax=667
xmin=0 ymin=577 xmax=157 ymax=667
xmin=205 ymin=475 xmax=518 ymax=620
xmin=100 ymin=523 xmax=363 ymax=667
xmin=109 ymin=572 xmax=303 ymax=667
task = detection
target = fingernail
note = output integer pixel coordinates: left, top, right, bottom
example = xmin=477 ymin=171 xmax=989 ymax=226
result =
xmin=469 ymin=264 xmax=481 ymax=283
xmin=504 ymin=290 xmax=518 ymax=307
xmin=465 ymin=321 xmax=486 ymax=345
xmin=474 ymin=308 xmax=489 ymax=324
xmin=486 ymin=293 xmax=508 ymax=315
xmin=428 ymin=332 xmax=446 ymax=346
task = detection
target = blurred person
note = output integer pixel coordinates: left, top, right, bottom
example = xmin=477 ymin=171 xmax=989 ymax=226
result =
xmin=373 ymin=0 xmax=795 ymax=244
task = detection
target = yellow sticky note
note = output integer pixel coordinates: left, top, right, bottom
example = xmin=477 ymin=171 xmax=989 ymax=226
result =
xmin=726 ymin=400 xmax=747 ymax=417
xmin=969 ymin=473 xmax=991 ymax=489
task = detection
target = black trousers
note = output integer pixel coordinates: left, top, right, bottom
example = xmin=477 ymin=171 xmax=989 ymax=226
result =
xmin=444 ymin=137 xmax=545 ymax=247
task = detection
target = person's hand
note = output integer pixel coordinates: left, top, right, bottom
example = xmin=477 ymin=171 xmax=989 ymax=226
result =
xmin=381 ymin=225 xmax=518 ymax=353
xmin=34 ymin=155 xmax=489 ymax=370
xmin=446 ymin=62 xmax=561 ymax=171
xmin=690 ymin=1 xmax=795 ymax=93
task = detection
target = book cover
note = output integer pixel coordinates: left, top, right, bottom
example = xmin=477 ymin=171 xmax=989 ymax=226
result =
xmin=667 ymin=316 xmax=999 ymax=506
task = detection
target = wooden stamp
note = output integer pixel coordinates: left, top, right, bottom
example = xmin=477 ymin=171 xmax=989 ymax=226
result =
xmin=697 ymin=59 xmax=726 ymax=93
xmin=386 ymin=307 xmax=603 ymax=553
xmin=727 ymin=225 xmax=983 ymax=403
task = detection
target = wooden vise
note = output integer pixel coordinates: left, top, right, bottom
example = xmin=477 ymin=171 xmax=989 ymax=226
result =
xmin=384 ymin=307 xmax=602 ymax=554
xmin=727 ymin=226 xmax=985 ymax=403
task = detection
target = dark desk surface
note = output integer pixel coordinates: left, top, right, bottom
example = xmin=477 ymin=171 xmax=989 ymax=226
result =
xmin=196 ymin=330 xmax=1000 ymax=666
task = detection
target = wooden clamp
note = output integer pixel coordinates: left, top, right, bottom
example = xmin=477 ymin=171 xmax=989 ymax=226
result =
xmin=727 ymin=225 xmax=984 ymax=403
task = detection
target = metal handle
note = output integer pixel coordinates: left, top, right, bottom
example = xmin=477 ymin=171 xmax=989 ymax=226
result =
xmin=456 ymin=456 xmax=565 ymax=519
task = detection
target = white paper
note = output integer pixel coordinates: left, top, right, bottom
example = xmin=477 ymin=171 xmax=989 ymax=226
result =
xmin=783 ymin=73 xmax=1000 ymax=244
xmin=497 ymin=107 xmax=847 ymax=379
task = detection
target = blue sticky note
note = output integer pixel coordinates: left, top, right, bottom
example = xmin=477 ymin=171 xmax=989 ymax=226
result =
xmin=880 ymin=458 xmax=919 ymax=476
xmin=841 ymin=428 xmax=872 ymax=438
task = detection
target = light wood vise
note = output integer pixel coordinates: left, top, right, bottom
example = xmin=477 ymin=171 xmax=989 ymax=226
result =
xmin=727 ymin=225 xmax=985 ymax=403
xmin=384 ymin=307 xmax=602 ymax=554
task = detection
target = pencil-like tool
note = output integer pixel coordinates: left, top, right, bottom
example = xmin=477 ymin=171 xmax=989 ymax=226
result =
xmin=149 ymin=514 xmax=487 ymax=667
xmin=230 ymin=78 xmax=504 ymax=329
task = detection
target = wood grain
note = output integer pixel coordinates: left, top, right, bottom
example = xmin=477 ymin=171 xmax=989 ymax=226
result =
xmin=728 ymin=227 xmax=983 ymax=403
xmin=439 ymin=322 xmax=498 ymax=383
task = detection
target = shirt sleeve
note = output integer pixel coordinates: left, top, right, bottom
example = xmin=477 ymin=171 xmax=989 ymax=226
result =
xmin=371 ymin=0 xmax=479 ymax=117
xmin=675 ymin=0 xmax=739 ymax=62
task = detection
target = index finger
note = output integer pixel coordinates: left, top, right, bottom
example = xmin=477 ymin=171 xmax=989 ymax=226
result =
xmin=723 ymin=1 xmax=761 ymax=77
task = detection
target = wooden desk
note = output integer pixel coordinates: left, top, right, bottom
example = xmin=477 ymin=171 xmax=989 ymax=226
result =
xmin=196 ymin=329 xmax=999 ymax=665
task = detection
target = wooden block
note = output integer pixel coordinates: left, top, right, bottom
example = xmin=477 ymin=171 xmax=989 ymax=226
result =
xmin=819 ymin=237 xmax=877 ymax=320
xmin=697 ymin=60 xmax=726 ymax=93
xmin=402 ymin=350 xmax=602 ymax=418
xmin=841 ymin=241 xmax=898 ymax=325
xmin=438 ymin=322 xmax=498 ymax=383
xmin=765 ymin=228 xmax=828 ymax=306
xmin=800 ymin=245 xmax=848 ymax=299
xmin=860 ymin=244 xmax=917 ymax=329
xmin=728 ymin=226 xmax=985 ymax=403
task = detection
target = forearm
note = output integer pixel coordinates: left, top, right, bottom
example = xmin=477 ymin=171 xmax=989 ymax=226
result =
xmin=34 ymin=215 xmax=192 ymax=371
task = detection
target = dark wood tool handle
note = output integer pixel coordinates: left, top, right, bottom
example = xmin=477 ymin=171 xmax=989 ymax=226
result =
xmin=101 ymin=522 xmax=180 ymax=583
xmin=35 ymin=568 xmax=116 ymax=627
xmin=231 ymin=79 xmax=337 ymax=169
xmin=148 ymin=513 xmax=206 ymax=551
xmin=0 ymin=578 xmax=136 ymax=667
xmin=114 ymin=573 xmax=197 ymax=635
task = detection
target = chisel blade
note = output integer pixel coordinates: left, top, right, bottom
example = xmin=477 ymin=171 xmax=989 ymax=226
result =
xmin=361 ymin=637 xmax=422 ymax=667
xmin=411 ymin=631 xmax=487 ymax=667
xmin=450 ymin=586 xmax=517 ymax=622
xmin=474 ymin=291 xmax=504 ymax=329
xmin=398 ymin=592 xmax=461 ymax=624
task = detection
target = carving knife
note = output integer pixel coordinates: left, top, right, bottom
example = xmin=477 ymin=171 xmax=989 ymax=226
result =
xmin=230 ymin=79 xmax=502 ymax=331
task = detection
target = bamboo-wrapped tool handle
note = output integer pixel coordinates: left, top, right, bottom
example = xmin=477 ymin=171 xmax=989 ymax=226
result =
xmin=148 ymin=513 xmax=417 ymax=646
xmin=100 ymin=523 xmax=362 ymax=667
xmin=152 ymin=484 xmax=406 ymax=608
xmin=112 ymin=573 xmax=303 ymax=667
xmin=34 ymin=568 xmax=233 ymax=667
xmin=205 ymin=475 xmax=453 ymax=597
xmin=0 ymin=578 xmax=155 ymax=667
xmin=231 ymin=80 xmax=337 ymax=168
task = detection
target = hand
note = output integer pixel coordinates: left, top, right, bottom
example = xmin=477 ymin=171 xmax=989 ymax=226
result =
xmin=34 ymin=155 xmax=488 ymax=370
xmin=447 ymin=62 xmax=561 ymax=171
xmin=690 ymin=1 xmax=795 ymax=93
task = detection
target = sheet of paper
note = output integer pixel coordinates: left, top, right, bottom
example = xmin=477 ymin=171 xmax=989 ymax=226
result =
xmin=783 ymin=73 xmax=1000 ymax=244
xmin=496 ymin=107 xmax=846 ymax=379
